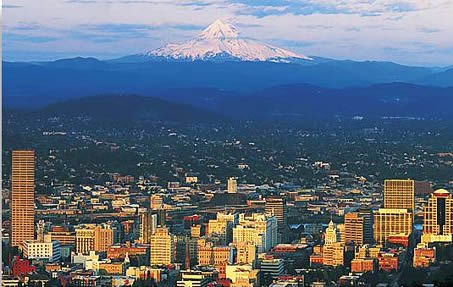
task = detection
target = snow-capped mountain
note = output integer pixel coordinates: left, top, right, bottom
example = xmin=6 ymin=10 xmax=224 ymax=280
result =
xmin=141 ymin=19 xmax=312 ymax=63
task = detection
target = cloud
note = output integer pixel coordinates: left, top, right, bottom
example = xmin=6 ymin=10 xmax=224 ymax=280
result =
xmin=4 ymin=33 xmax=58 ymax=43
xmin=229 ymin=0 xmax=448 ymax=18
xmin=270 ymin=39 xmax=317 ymax=47
xmin=3 ymin=4 xmax=22 ymax=8
xmin=65 ymin=0 xmax=97 ymax=3
xmin=416 ymin=27 xmax=441 ymax=33
xmin=298 ymin=24 xmax=332 ymax=30
xmin=2 ymin=0 xmax=453 ymax=66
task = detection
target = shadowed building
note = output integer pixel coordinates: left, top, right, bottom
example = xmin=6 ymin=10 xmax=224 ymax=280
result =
xmin=265 ymin=197 xmax=287 ymax=231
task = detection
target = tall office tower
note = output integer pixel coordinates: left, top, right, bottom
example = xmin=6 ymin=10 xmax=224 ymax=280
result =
xmin=150 ymin=194 xmax=164 ymax=210
xmin=139 ymin=211 xmax=158 ymax=244
xmin=324 ymin=220 xmax=339 ymax=245
xmin=344 ymin=213 xmax=365 ymax=245
xmin=358 ymin=207 xmax=374 ymax=244
xmin=422 ymin=189 xmax=453 ymax=243
xmin=156 ymin=209 xmax=167 ymax=227
xmin=265 ymin=197 xmax=287 ymax=230
xmin=11 ymin=150 xmax=35 ymax=249
xmin=384 ymin=179 xmax=415 ymax=213
xmin=227 ymin=177 xmax=237 ymax=194
xmin=150 ymin=227 xmax=175 ymax=265
xmin=374 ymin=209 xmax=413 ymax=245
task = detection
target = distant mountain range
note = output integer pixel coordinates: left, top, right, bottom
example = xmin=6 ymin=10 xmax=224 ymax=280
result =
xmin=7 ymin=83 xmax=453 ymax=124
xmin=3 ymin=19 xmax=453 ymax=122
xmin=4 ymin=57 xmax=453 ymax=110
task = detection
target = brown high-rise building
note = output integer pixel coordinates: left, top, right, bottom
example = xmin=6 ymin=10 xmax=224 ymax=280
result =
xmin=384 ymin=179 xmax=415 ymax=213
xmin=344 ymin=212 xmax=365 ymax=245
xmin=265 ymin=197 xmax=287 ymax=230
xmin=11 ymin=150 xmax=35 ymax=249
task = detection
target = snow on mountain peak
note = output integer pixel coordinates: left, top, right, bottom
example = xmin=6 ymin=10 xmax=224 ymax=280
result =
xmin=198 ymin=19 xmax=239 ymax=40
xmin=148 ymin=19 xmax=312 ymax=62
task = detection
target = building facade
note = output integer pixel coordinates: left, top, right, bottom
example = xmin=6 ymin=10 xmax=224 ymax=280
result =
xmin=384 ymin=179 xmax=415 ymax=212
xmin=422 ymin=189 xmax=453 ymax=243
xmin=150 ymin=227 xmax=175 ymax=266
xmin=344 ymin=213 xmax=365 ymax=245
xmin=265 ymin=197 xmax=287 ymax=231
xmin=23 ymin=236 xmax=61 ymax=262
xmin=374 ymin=208 xmax=413 ymax=245
xmin=227 ymin=177 xmax=238 ymax=194
xmin=11 ymin=150 xmax=35 ymax=249
xmin=233 ymin=213 xmax=278 ymax=252
xmin=138 ymin=211 xmax=158 ymax=244
xmin=75 ymin=224 xmax=114 ymax=254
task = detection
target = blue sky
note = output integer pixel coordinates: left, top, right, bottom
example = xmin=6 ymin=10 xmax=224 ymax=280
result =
xmin=3 ymin=0 xmax=453 ymax=66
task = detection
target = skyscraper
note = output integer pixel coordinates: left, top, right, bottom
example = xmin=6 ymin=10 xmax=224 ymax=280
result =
xmin=358 ymin=207 xmax=374 ymax=244
xmin=11 ymin=150 xmax=35 ymax=249
xmin=227 ymin=177 xmax=237 ymax=194
xmin=139 ymin=211 xmax=158 ymax=244
xmin=344 ymin=212 xmax=365 ymax=245
xmin=150 ymin=227 xmax=175 ymax=265
xmin=374 ymin=208 xmax=413 ymax=245
xmin=422 ymin=189 xmax=453 ymax=243
xmin=265 ymin=197 xmax=287 ymax=230
xmin=384 ymin=179 xmax=415 ymax=213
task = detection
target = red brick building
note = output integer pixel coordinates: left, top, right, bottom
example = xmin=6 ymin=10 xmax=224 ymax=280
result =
xmin=413 ymin=245 xmax=436 ymax=268
xmin=387 ymin=234 xmax=410 ymax=248
xmin=378 ymin=252 xmax=401 ymax=272
xmin=351 ymin=258 xmax=377 ymax=273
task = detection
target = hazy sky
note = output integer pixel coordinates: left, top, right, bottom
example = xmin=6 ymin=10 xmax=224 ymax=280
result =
xmin=3 ymin=0 xmax=453 ymax=66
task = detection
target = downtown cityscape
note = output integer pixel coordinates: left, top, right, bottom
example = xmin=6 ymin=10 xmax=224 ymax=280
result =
xmin=2 ymin=0 xmax=453 ymax=286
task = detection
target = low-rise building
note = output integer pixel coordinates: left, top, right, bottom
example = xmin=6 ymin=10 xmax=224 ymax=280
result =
xmin=23 ymin=236 xmax=61 ymax=262
xmin=413 ymin=243 xmax=436 ymax=268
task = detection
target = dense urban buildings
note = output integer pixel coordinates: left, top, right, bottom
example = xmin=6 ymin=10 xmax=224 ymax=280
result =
xmin=3 ymin=120 xmax=453 ymax=286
